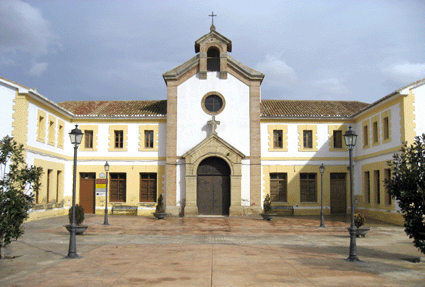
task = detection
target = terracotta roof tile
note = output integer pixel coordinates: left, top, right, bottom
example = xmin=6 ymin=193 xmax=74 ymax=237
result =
xmin=57 ymin=99 xmax=369 ymax=119
xmin=57 ymin=100 xmax=167 ymax=117
xmin=261 ymin=100 xmax=369 ymax=118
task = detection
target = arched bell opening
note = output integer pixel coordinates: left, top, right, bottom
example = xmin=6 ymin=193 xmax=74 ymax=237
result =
xmin=207 ymin=47 xmax=220 ymax=72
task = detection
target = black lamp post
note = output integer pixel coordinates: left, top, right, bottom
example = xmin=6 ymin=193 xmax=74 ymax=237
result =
xmin=319 ymin=163 xmax=326 ymax=227
xmin=343 ymin=126 xmax=359 ymax=262
xmin=67 ymin=124 xmax=83 ymax=258
xmin=103 ymin=161 xmax=110 ymax=225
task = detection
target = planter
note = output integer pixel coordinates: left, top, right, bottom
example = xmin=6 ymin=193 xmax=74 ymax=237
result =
xmin=65 ymin=225 xmax=88 ymax=235
xmin=260 ymin=213 xmax=276 ymax=221
xmin=356 ymin=227 xmax=371 ymax=237
xmin=346 ymin=227 xmax=371 ymax=237
xmin=153 ymin=212 xmax=167 ymax=220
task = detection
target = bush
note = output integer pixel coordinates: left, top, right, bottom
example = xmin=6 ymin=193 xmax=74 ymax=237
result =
xmin=68 ymin=204 xmax=85 ymax=226
xmin=263 ymin=194 xmax=272 ymax=214
xmin=155 ymin=194 xmax=165 ymax=213
xmin=386 ymin=135 xmax=425 ymax=254
xmin=0 ymin=136 xmax=42 ymax=259
xmin=354 ymin=214 xmax=365 ymax=228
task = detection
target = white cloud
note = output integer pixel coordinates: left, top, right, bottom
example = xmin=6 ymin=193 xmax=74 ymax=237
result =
xmin=28 ymin=61 xmax=48 ymax=76
xmin=255 ymin=54 xmax=297 ymax=88
xmin=0 ymin=0 xmax=57 ymax=75
xmin=311 ymin=78 xmax=349 ymax=95
xmin=382 ymin=62 xmax=425 ymax=83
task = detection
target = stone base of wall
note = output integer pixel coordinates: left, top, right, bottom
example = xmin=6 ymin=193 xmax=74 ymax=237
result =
xmin=354 ymin=208 xmax=404 ymax=226
xmin=27 ymin=208 xmax=68 ymax=222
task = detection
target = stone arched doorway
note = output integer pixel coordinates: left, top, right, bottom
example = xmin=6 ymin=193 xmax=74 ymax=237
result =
xmin=197 ymin=157 xmax=230 ymax=215
xmin=182 ymin=133 xmax=245 ymax=216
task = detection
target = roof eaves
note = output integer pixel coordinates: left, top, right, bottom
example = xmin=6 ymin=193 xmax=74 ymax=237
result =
xmin=260 ymin=115 xmax=353 ymax=120
xmin=227 ymin=55 xmax=265 ymax=82
xmin=162 ymin=55 xmax=199 ymax=82
xmin=351 ymin=91 xmax=399 ymax=119
xmin=27 ymin=90 xmax=75 ymax=118
xmin=0 ymin=76 xmax=30 ymax=93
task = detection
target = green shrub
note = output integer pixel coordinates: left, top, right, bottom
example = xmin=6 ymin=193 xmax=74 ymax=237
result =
xmin=68 ymin=204 xmax=85 ymax=226
xmin=155 ymin=194 xmax=165 ymax=213
xmin=354 ymin=214 xmax=365 ymax=228
xmin=263 ymin=194 xmax=272 ymax=214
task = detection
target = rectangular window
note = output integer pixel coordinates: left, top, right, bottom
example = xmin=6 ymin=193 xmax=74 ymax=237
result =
xmin=47 ymin=169 xmax=52 ymax=203
xmin=273 ymin=130 xmax=283 ymax=149
xmin=365 ymin=171 xmax=370 ymax=204
xmin=300 ymin=173 xmax=317 ymax=202
xmin=110 ymin=173 xmax=126 ymax=202
xmin=373 ymin=121 xmax=379 ymax=143
xmin=37 ymin=115 xmax=45 ymax=142
xmin=374 ymin=170 xmax=380 ymax=205
xmin=140 ymin=173 xmax=157 ymax=202
xmin=384 ymin=168 xmax=391 ymax=205
xmin=85 ymin=130 xmax=93 ymax=148
xmin=48 ymin=120 xmax=55 ymax=145
xmin=56 ymin=170 xmax=62 ymax=203
xmin=57 ymin=123 xmax=64 ymax=148
xmin=363 ymin=125 xmax=369 ymax=147
xmin=145 ymin=130 xmax=154 ymax=149
xmin=114 ymin=130 xmax=124 ymax=148
xmin=270 ymin=173 xmax=287 ymax=202
xmin=303 ymin=130 xmax=313 ymax=149
xmin=383 ymin=117 xmax=389 ymax=140
xmin=333 ymin=130 xmax=342 ymax=149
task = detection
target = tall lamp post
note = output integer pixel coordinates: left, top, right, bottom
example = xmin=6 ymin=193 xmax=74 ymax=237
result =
xmin=319 ymin=163 xmax=326 ymax=227
xmin=103 ymin=161 xmax=110 ymax=225
xmin=67 ymin=124 xmax=83 ymax=258
xmin=343 ymin=126 xmax=359 ymax=262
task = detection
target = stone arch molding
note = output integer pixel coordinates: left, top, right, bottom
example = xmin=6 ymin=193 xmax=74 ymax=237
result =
xmin=182 ymin=133 xmax=245 ymax=216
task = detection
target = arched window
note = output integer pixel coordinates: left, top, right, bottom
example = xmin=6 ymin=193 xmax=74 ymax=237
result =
xmin=207 ymin=47 xmax=220 ymax=72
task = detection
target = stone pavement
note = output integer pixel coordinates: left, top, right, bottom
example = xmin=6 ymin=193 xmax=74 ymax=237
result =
xmin=0 ymin=215 xmax=424 ymax=286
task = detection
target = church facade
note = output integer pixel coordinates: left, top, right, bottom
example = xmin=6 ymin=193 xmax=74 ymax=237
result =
xmin=1 ymin=26 xmax=424 ymax=225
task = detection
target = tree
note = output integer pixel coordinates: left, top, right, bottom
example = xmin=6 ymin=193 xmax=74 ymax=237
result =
xmin=386 ymin=135 xmax=425 ymax=254
xmin=0 ymin=136 xmax=42 ymax=259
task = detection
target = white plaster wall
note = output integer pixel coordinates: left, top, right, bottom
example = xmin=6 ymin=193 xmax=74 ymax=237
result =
xmin=27 ymin=102 xmax=74 ymax=157
xmin=241 ymin=160 xmax=251 ymax=206
xmin=0 ymin=82 xmax=17 ymax=139
xmin=354 ymin=103 xmax=401 ymax=157
xmin=76 ymin=122 xmax=166 ymax=158
xmin=413 ymin=84 xmax=425 ymax=136
xmin=261 ymin=123 xmax=351 ymax=158
xmin=175 ymin=160 xmax=186 ymax=207
xmin=176 ymin=72 xmax=250 ymax=156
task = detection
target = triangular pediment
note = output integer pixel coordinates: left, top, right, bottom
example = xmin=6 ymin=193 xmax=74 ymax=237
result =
xmin=195 ymin=29 xmax=232 ymax=53
xmin=182 ymin=133 xmax=245 ymax=164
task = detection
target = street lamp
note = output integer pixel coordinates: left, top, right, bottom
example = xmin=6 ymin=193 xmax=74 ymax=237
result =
xmin=319 ymin=163 xmax=326 ymax=227
xmin=343 ymin=125 xmax=359 ymax=262
xmin=103 ymin=161 xmax=110 ymax=225
xmin=67 ymin=124 xmax=83 ymax=258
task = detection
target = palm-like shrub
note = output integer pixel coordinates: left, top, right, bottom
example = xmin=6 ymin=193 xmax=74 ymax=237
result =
xmin=263 ymin=194 xmax=272 ymax=214
xmin=68 ymin=204 xmax=85 ymax=226
xmin=155 ymin=194 xmax=165 ymax=213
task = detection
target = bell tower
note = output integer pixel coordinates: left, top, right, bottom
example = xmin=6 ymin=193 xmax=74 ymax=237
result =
xmin=194 ymin=21 xmax=232 ymax=80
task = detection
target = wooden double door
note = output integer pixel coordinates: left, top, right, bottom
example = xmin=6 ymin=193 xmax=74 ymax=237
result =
xmin=197 ymin=157 xmax=230 ymax=216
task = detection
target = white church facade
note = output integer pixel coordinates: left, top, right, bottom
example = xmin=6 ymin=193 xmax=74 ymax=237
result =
xmin=1 ymin=26 xmax=423 ymax=225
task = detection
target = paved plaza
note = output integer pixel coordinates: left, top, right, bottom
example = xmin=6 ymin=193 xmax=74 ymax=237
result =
xmin=1 ymin=214 xmax=424 ymax=286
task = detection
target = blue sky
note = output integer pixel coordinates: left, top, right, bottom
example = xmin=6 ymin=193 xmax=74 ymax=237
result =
xmin=1 ymin=0 xmax=424 ymax=104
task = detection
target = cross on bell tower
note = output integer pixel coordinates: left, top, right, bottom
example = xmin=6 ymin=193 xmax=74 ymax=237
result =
xmin=207 ymin=116 xmax=220 ymax=135
xmin=209 ymin=11 xmax=217 ymax=25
